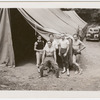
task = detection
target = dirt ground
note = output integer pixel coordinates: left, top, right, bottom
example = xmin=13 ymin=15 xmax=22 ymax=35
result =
xmin=0 ymin=40 xmax=100 ymax=90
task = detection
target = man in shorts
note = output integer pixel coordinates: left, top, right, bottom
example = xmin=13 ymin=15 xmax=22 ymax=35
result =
xmin=73 ymin=34 xmax=86 ymax=74
xmin=34 ymin=35 xmax=44 ymax=72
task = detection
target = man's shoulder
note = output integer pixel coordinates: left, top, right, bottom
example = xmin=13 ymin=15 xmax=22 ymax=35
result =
xmin=65 ymin=39 xmax=69 ymax=44
xmin=58 ymin=39 xmax=62 ymax=43
xmin=42 ymin=40 xmax=44 ymax=43
xmin=53 ymin=39 xmax=57 ymax=43
xmin=50 ymin=46 xmax=55 ymax=51
xmin=78 ymin=39 xmax=83 ymax=44
xmin=35 ymin=41 xmax=38 ymax=45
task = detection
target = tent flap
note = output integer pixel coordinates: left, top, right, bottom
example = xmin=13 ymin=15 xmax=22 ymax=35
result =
xmin=0 ymin=9 xmax=15 ymax=67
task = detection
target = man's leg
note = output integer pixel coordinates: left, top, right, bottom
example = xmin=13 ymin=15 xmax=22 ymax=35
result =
xmin=40 ymin=57 xmax=48 ymax=77
xmin=36 ymin=52 xmax=41 ymax=66
xmin=73 ymin=54 xmax=82 ymax=74
xmin=56 ymin=49 xmax=60 ymax=68
xmin=76 ymin=54 xmax=82 ymax=74
xmin=60 ymin=53 xmax=66 ymax=73
xmin=76 ymin=54 xmax=80 ymax=63
xmin=50 ymin=57 xmax=59 ymax=78
xmin=64 ymin=55 xmax=70 ymax=76
xmin=36 ymin=52 xmax=41 ymax=72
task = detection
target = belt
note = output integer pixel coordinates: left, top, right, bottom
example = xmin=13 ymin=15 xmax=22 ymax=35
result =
xmin=46 ymin=55 xmax=53 ymax=57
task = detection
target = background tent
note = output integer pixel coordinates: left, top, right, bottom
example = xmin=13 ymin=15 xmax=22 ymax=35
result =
xmin=49 ymin=9 xmax=78 ymax=29
xmin=20 ymin=9 xmax=78 ymax=35
xmin=63 ymin=10 xmax=87 ymax=29
xmin=0 ymin=8 xmax=87 ymax=67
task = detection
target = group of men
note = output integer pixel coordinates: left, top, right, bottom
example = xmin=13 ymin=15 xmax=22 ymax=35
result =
xmin=34 ymin=33 xmax=85 ymax=78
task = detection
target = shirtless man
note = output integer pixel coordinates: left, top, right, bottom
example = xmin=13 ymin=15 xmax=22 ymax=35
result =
xmin=40 ymin=40 xmax=59 ymax=78
xmin=73 ymin=34 xmax=86 ymax=74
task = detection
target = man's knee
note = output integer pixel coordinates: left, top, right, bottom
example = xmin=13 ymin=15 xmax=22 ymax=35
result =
xmin=54 ymin=64 xmax=59 ymax=70
xmin=40 ymin=64 xmax=44 ymax=70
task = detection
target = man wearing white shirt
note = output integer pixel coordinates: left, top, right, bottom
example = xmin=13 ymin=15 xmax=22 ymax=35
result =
xmin=44 ymin=34 xmax=60 ymax=70
xmin=45 ymin=34 xmax=58 ymax=49
xmin=40 ymin=40 xmax=59 ymax=78
xmin=59 ymin=34 xmax=70 ymax=76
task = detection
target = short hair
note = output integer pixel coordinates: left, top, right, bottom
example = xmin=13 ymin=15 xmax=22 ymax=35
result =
xmin=37 ymin=35 xmax=41 ymax=38
xmin=61 ymin=33 xmax=65 ymax=37
xmin=49 ymin=33 xmax=54 ymax=37
xmin=47 ymin=40 xmax=52 ymax=43
xmin=73 ymin=34 xmax=79 ymax=37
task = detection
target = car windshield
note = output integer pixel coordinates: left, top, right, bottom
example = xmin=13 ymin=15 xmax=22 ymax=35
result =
xmin=94 ymin=29 xmax=99 ymax=32
xmin=89 ymin=28 xmax=99 ymax=33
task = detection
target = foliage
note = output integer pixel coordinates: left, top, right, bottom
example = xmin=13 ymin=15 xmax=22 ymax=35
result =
xmin=61 ymin=8 xmax=100 ymax=24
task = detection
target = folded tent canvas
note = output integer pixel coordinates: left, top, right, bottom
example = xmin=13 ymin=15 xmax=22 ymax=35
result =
xmin=0 ymin=9 xmax=15 ymax=67
xmin=0 ymin=8 xmax=87 ymax=67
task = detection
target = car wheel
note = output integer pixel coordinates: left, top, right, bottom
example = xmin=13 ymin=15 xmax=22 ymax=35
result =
xmin=86 ymin=39 xmax=88 ymax=41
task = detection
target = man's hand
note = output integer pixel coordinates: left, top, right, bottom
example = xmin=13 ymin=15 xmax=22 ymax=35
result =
xmin=77 ymin=50 xmax=81 ymax=53
xmin=39 ymin=50 xmax=43 ymax=52
xmin=59 ymin=52 xmax=61 ymax=56
xmin=55 ymin=61 xmax=57 ymax=65
xmin=64 ymin=53 xmax=67 ymax=57
xmin=41 ymin=62 xmax=44 ymax=65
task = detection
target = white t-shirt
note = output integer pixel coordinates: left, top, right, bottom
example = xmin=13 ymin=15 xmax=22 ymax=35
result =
xmin=59 ymin=39 xmax=69 ymax=48
xmin=45 ymin=39 xmax=58 ymax=49
xmin=43 ymin=45 xmax=55 ymax=56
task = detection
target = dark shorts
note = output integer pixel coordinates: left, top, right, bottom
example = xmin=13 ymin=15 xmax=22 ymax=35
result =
xmin=60 ymin=48 xmax=67 ymax=54
xmin=73 ymin=49 xmax=81 ymax=55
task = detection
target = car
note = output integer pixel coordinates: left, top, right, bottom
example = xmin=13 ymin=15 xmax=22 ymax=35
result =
xmin=86 ymin=27 xmax=100 ymax=41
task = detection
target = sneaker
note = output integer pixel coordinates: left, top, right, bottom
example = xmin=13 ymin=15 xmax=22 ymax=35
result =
xmin=38 ymin=68 xmax=40 ymax=73
xmin=67 ymin=72 xmax=70 ymax=76
xmin=56 ymin=76 xmax=60 ymax=78
xmin=79 ymin=69 xmax=83 ymax=75
xmin=67 ymin=69 xmax=70 ymax=76
xmin=75 ymin=71 xmax=79 ymax=75
xmin=61 ymin=67 xmax=66 ymax=74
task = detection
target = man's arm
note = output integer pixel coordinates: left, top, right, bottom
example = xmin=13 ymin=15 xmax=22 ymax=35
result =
xmin=41 ymin=50 xmax=45 ymax=64
xmin=79 ymin=40 xmax=86 ymax=52
xmin=58 ymin=43 xmax=61 ymax=56
xmin=54 ymin=49 xmax=57 ymax=64
xmin=43 ymin=41 xmax=44 ymax=47
xmin=34 ymin=42 xmax=38 ymax=51
xmin=64 ymin=44 xmax=69 ymax=57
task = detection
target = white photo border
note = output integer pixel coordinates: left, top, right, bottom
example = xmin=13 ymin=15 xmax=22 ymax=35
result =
xmin=0 ymin=1 xmax=100 ymax=98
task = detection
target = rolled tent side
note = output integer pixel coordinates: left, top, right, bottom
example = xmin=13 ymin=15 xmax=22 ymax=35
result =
xmin=0 ymin=9 xmax=15 ymax=67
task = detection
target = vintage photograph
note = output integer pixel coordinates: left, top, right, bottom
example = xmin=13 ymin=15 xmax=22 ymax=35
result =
xmin=0 ymin=7 xmax=100 ymax=91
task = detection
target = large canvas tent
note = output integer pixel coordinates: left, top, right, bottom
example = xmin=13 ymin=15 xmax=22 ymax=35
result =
xmin=0 ymin=8 xmax=87 ymax=67
xmin=63 ymin=10 xmax=87 ymax=29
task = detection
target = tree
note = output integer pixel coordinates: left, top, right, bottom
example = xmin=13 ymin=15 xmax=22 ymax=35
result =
xmin=61 ymin=8 xmax=100 ymax=24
